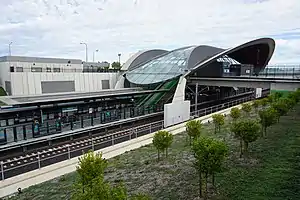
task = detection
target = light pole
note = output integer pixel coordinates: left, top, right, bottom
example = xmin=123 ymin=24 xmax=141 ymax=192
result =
xmin=93 ymin=49 xmax=99 ymax=62
xmin=9 ymin=42 xmax=12 ymax=56
xmin=80 ymin=42 xmax=88 ymax=62
xmin=118 ymin=53 xmax=121 ymax=64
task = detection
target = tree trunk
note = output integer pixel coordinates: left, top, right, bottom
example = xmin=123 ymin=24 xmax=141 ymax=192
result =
xmin=212 ymin=173 xmax=215 ymax=187
xmin=214 ymin=125 xmax=217 ymax=134
xmin=157 ymin=150 xmax=160 ymax=161
xmin=198 ymin=170 xmax=202 ymax=197
xmin=244 ymin=142 xmax=248 ymax=157
xmin=264 ymin=126 xmax=267 ymax=137
xmin=240 ymin=139 xmax=243 ymax=158
xmin=189 ymin=136 xmax=192 ymax=146
xmin=218 ymin=125 xmax=221 ymax=133
xmin=205 ymin=173 xmax=208 ymax=200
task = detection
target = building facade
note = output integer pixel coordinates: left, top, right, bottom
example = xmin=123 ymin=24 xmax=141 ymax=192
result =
xmin=0 ymin=56 xmax=118 ymax=96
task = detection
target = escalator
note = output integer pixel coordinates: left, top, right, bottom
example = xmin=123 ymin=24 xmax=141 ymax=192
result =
xmin=138 ymin=79 xmax=178 ymax=107
xmin=136 ymin=83 xmax=164 ymax=106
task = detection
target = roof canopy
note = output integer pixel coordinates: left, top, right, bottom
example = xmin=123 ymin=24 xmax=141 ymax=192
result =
xmin=125 ymin=38 xmax=275 ymax=85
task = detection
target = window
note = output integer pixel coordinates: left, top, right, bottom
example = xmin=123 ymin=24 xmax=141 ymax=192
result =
xmin=246 ymin=69 xmax=250 ymax=74
xmin=53 ymin=68 xmax=61 ymax=72
xmin=31 ymin=67 xmax=42 ymax=72
xmin=10 ymin=66 xmax=14 ymax=72
xmin=16 ymin=67 xmax=23 ymax=72
xmin=46 ymin=67 xmax=52 ymax=72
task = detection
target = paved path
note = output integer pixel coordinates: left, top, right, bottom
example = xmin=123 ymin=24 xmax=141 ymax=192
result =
xmin=0 ymin=104 xmax=243 ymax=198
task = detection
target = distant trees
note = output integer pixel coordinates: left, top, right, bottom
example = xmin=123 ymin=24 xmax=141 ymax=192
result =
xmin=192 ymin=137 xmax=228 ymax=199
xmin=212 ymin=114 xmax=225 ymax=134
xmin=152 ymin=130 xmax=174 ymax=160
xmin=111 ymin=62 xmax=122 ymax=70
xmin=185 ymin=120 xmax=202 ymax=144
xmin=230 ymin=107 xmax=241 ymax=121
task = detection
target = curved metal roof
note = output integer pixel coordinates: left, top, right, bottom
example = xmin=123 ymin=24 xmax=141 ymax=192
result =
xmin=121 ymin=49 xmax=168 ymax=71
xmin=125 ymin=38 xmax=275 ymax=85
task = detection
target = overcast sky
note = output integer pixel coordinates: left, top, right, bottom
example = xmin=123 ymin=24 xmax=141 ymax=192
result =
xmin=0 ymin=0 xmax=299 ymax=64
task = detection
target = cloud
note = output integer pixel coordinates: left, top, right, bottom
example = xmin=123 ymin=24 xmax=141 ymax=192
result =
xmin=0 ymin=0 xmax=299 ymax=64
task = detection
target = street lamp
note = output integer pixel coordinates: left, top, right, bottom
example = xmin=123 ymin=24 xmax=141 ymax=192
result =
xmin=118 ymin=53 xmax=121 ymax=64
xmin=9 ymin=42 xmax=13 ymax=56
xmin=80 ymin=42 xmax=88 ymax=62
xmin=93 ymin=49 xmax=99 ymax=62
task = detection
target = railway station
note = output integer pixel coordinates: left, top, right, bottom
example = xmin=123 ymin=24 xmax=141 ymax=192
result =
xmin=0 ymin=38 xmax=276 ymax=149
xmin=0 ymin=37 xmax=288 ymax=186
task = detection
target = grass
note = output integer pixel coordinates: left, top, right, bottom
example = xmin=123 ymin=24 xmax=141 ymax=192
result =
xmin=5 ymin=105 xmax=300 ymax=200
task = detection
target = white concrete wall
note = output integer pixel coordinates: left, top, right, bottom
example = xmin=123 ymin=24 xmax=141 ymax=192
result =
xmin=10 ymin=72 xmax=119 ymax=96
xmin=0 ymin=62 xmax=11 ymax=88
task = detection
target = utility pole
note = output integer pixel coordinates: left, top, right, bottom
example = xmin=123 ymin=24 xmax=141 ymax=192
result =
xmin=80 ymin=42 xmax=88 ymax=62
xmin=93 ymin=49 xmax=99 ymax=62
xmin=9 ymin=42 xmax=12 ymax=56
xmin=118 ymin=53 xmax=121 ymax=64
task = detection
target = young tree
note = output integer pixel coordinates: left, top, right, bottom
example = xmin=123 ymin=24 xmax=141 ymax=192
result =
xmin=152 ymin=130 xmax=173 ymax=160
xmin=271 ymin=99 xmax=289 ymax=118
xmin=73 ymin=151 xmax=128 ymax=200
xmin=241 ymin=103 xmax=252 ymax=115
xmin=230 ymin=107 xmax=241 ymax=121
xmin=258 ymin=108 xmax=278 ymax=137
xmin=192 ymin=137 xmax=228 ymax=198
xmin=212 ymin=114 xmax=225 ymax=134
xmin=240 ymin=120 xmax=260 ymax=156
xmin=185 ymin=120 xmax=202 ymax=145
xmin=76 ymin=151 xmax=108 ymax=193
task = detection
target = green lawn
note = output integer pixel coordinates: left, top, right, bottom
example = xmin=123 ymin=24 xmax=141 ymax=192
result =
xmin=5 ymin=106 xmax=300 ymax=200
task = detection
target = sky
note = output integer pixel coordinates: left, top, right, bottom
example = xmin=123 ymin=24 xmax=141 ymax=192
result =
xmin=0 ymin=0 xmax=299 ymax=64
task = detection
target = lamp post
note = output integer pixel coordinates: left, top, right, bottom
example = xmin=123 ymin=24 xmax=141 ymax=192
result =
xmin=118 ymin=53 xmax=121 ymax=64
xmin=80 ymin=42 xmax=88 ymax=62
xmin=93 ymin=49 xmax=99 ymax=62
xmin=9 ymin=42 xmax=12 ymax=56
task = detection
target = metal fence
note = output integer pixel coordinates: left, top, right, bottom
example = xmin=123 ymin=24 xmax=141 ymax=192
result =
xmin=258 ymin=66 xmax=300 ymax=79
xmin=0 ymin=95 xmax=254 ymax=181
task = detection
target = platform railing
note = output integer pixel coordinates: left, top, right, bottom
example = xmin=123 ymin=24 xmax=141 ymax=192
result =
xmin=0 ymin=95 xmax=255 ymax=181
xmin=257 ymin=66 xmax=300 ymax=79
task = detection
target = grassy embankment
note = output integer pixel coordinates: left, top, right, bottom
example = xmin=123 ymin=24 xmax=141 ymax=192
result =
xmin=5 ymin=104 xmax=300 ymax=200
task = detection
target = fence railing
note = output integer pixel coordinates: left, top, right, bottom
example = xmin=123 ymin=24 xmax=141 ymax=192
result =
xmin=258 ymin=67 xmax=300 ymax=79
xmin=0 ymin=95 xmax=255 ymax=181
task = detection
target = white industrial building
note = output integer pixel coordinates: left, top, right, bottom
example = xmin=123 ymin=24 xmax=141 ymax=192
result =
xmin=0 ymin=56 xmax=118 ymax=96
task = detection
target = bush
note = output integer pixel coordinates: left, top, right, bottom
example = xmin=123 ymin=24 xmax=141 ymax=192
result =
xmin=230 ymin=107 xmax=241 ymax=121
xmin=212 ymin=114 xmax=225 ymax=134
xmin=185 ymin=120 xmax=202 ymax=145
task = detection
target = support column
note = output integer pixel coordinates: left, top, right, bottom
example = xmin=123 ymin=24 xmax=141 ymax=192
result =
xmin=195 ymin=83 xmax=198 ymax=111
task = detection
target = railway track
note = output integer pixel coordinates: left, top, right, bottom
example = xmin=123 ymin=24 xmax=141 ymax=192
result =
xmin=0 ymin=91 xmax=269 ymax=180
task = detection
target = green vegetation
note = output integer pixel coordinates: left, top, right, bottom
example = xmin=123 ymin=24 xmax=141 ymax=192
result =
xmin=212 ymin=114 xmax=225 ymax=134
xmin=0 ymin=87 xmax=7 ymax=96
xmin=152 ymin=130 xmax=173 ymax=160
xmin=111 ymin=62 xmax=122 ymax=70
xmin=230 ymin=107 xmax=241 ymax=121
xmin=185 ymin=120 xmax=202 ymax=144
xmin=6 ymin=89 xmax=300 ymax=200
